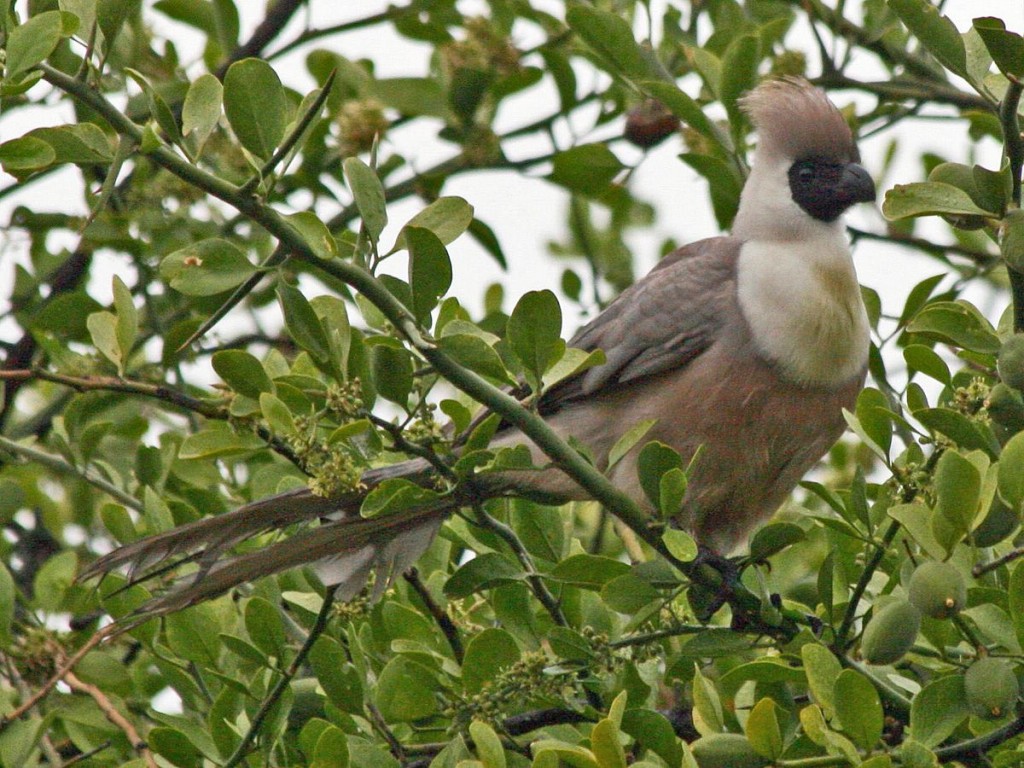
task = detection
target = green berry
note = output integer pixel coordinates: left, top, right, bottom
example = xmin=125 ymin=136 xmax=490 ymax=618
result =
xmin=997 ymin=335 xmax=1024 ymax=392
xmin=907 ymin=561 xmax=966 ymax=619
xmin=964 ymin=658 xmax=1019 ymax=720
xmin=861 ymin=599 xmax=921 ymax=665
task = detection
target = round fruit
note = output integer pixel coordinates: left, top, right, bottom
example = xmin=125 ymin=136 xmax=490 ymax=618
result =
xmin=907 ymin=561 xmax=967 ymax=619
xmin=964 ymin=657 xmax=1020 ymax=720
xmin=690 ymin=733 xmax=768 ymax=768
xmin=997 ymin=335 xmax=1024 ymax=392
xmin=861 ymin=598 xmax=921 ymax=665
xmin=985 ymin=383 xmax=1024 ymax=431
xmin=624 ymin=99 xmax=680 ymax=148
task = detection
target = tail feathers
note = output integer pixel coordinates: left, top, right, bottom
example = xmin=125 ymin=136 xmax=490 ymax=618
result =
xmin=134 ymin=507 xmax=448 ymax=616
xmin=78 ymin=458 xmax=436 ymax=589
xmin=78 ymin=486 xmax=347 ymax=585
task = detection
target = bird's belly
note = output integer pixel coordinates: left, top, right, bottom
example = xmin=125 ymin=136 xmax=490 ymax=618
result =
xmin=527 ymin=342 xmax=864 ymax=553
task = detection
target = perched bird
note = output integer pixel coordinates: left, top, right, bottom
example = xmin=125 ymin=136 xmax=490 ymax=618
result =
xmin=81 ymin=77 xmax=875 ymax=616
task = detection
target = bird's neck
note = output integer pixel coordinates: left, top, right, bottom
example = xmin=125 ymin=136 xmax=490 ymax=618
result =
xmin=735 ymin=228 xmax=869 ymax=388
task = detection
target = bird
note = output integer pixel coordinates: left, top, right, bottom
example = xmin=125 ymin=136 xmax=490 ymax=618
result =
xmin=80 ymin=77 xmax=876 ymax=617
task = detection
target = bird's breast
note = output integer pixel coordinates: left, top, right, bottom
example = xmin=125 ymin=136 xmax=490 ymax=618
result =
xmin=735 ymin=237 xmax=870 ymax=388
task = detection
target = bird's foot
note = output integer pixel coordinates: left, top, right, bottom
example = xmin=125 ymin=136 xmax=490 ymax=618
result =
xmin=684 ymin=545 xmax=743 ymax=622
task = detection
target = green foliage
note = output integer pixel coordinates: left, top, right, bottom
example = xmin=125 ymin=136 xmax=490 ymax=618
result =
xmin=1 ymin=2 xmax=1024 ymax=767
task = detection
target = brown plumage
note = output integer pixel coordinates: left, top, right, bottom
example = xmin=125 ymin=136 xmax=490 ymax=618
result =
xmin=80 ymin=77 xmax=875 ymax=617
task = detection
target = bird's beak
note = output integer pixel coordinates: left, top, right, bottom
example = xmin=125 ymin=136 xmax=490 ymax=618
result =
xmin=839 ymin=163 xmax=876 ymax=206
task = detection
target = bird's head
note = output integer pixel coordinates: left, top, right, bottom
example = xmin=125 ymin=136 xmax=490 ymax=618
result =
xmin=732 ymin=77 xmax=875 ymax=241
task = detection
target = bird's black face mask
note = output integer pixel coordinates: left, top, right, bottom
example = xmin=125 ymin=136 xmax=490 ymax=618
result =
xmin=788 ymin=157 xmax=876 ymax=222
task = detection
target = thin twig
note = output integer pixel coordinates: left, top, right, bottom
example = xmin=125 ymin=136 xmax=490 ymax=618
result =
xmin=972 ymin=546 xmax=1024 ymax=577
xmin=404 ymin=568 xmax=464 ymax=663
xmin=222 ymin=587 xmax=338 ymax=768
xmin=64 ymin=671 xmax=156 ymax=768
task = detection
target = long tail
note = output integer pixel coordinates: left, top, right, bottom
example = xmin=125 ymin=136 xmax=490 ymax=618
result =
xmin=79 ymin=459 xmax=448 ymax=617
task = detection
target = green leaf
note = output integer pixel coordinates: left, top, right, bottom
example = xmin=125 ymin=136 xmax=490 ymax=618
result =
xmin=720 ymin=34 xmax=760 ymax=121
xmin=438 ymin=333 xmax=514 ymax=386
xmin=691 ymin=664 xmax=724 ymax=735
xmin=934 ymin=450 xmax=982 ymax=533
xmin=178 ymin=425 xmax=264 ymax=458
xmin=620 ymin=709 xmax=682 ymax=767
xmin=445 ymin=553 xmax=525 ymax=599
xmin=469 ymin=721 xmax=506 ymax=768
xmin=548 ymin=626 xmax=594 ymax=661
xmin=360 ymin=478 xmax=438 ymax=519
xmin=904 ymin=344 xmax=951 ymax=384
xmin=375 ymin=656 xmax=439 ymax=721
xmin=662 ymin=528 xmax=698 ymax=562
xmin=600 ymin=573 xmax=660 ymax=613
xmin=889 ymin=0 xmax=967 ymax=77
xmin=548 ymin=144 xmax=624 ymax=195
xmin=0 ymin=564 xmax=15 ymax=645
xmin=223 ymin=58 xmax=289 ymax=159
xmin=550 ymin=554 xmax=629 ymax=589
xmin=802 ymin=643 xmax=842 ymax=720
xmin=312 ymin=725 xmax=350 ymax=768
xmin=161 ymin=239 xmax=256 ymax=296
xmin=27 ymin=123 xmax=113 ymax=164
xmin=149 ymin=727 xmax=203 ymax=768
xmin=607 ymin=419 xmax=657 ymax=469
xmin=277 ymin=283 xmax=332 ymax=366
xmin=165 ymin=603 xmax=221 ymax=666
xmin=389 ymin=197 xmax=474 ymax=253
xmin=833 ymin=669 xmax=883 ymax=751
xmin=406 ymin=226 xmax=452 ymax=323
xmin=906 ymin=301 xmax=1000 ymax=354
xmin=32 ymin=551 xmax=77 ymax=612
xmin=244 ymin=597 xmax=287 ymax=658
xmin=913 ymin=407 xmax=999 ymax=457
xmin=125 ymin=67 xmax=182 ymax=145
xmin=308 ymin=637 xmax=363 ymax=712
xmin=882 ymin=181 xmax=996 ymax=220
xmin=507 ymin=289 xmax=564 ymax=390
xmin=5 ymin=11 xmax=63 ymax=79
xmin=973 ymin=17 xmax=1024 ymax=78
xmin=371 ymin=342 xmax=413 ymax=407
xmin=112 ymin=275 xmax=138 ymax=363
xmin=679 ymin=153 xmax=742 ymax=229
xmin=854 ymin=387 xmax=892 ymax=458
xmin=909 ymin=675 xmax=969 ymax=747
xmin=343 ymin=157 xmax=388 ymax=242
xmin=87 ymin=311 xmax=123 ymax=373
xmin=1002 ymin=209 xmax=1024 ymax=273
xmin=748 ymin=522 xmax=805 ymax=561
xmin=371 ymin=77 xmax=447 ymax=118
xmin=211 ymin=349 xmax=273 ymax=398
xmin=565 ymin=6 xmax=654 ymax=82
xmin=0 ymin=136 xmax=56 ymax=175
xmin=182 ymin=73 xmax=224 ymax=156
xmin=636 ymin=441 xmax=682 ymax=511
xmin=462 ymin=628 xmax=520 ymax=694
xmin=745 ymin=698 xmax=783 ymax=760
xmin=999 ymin=431 xmax=1024 ymax=512
xmin=590 ymin=718 xmax=627 ymax=768
xmin=259 ymin=391 xmax=294 ymax=433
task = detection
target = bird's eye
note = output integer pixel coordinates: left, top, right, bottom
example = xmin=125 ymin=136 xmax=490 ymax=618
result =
xmin=797 ymin=164 xmax=815 ymax=182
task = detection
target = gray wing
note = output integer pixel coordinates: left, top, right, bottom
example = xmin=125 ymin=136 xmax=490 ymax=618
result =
xmin=541 ymin=235 xmax=741 ymax=411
